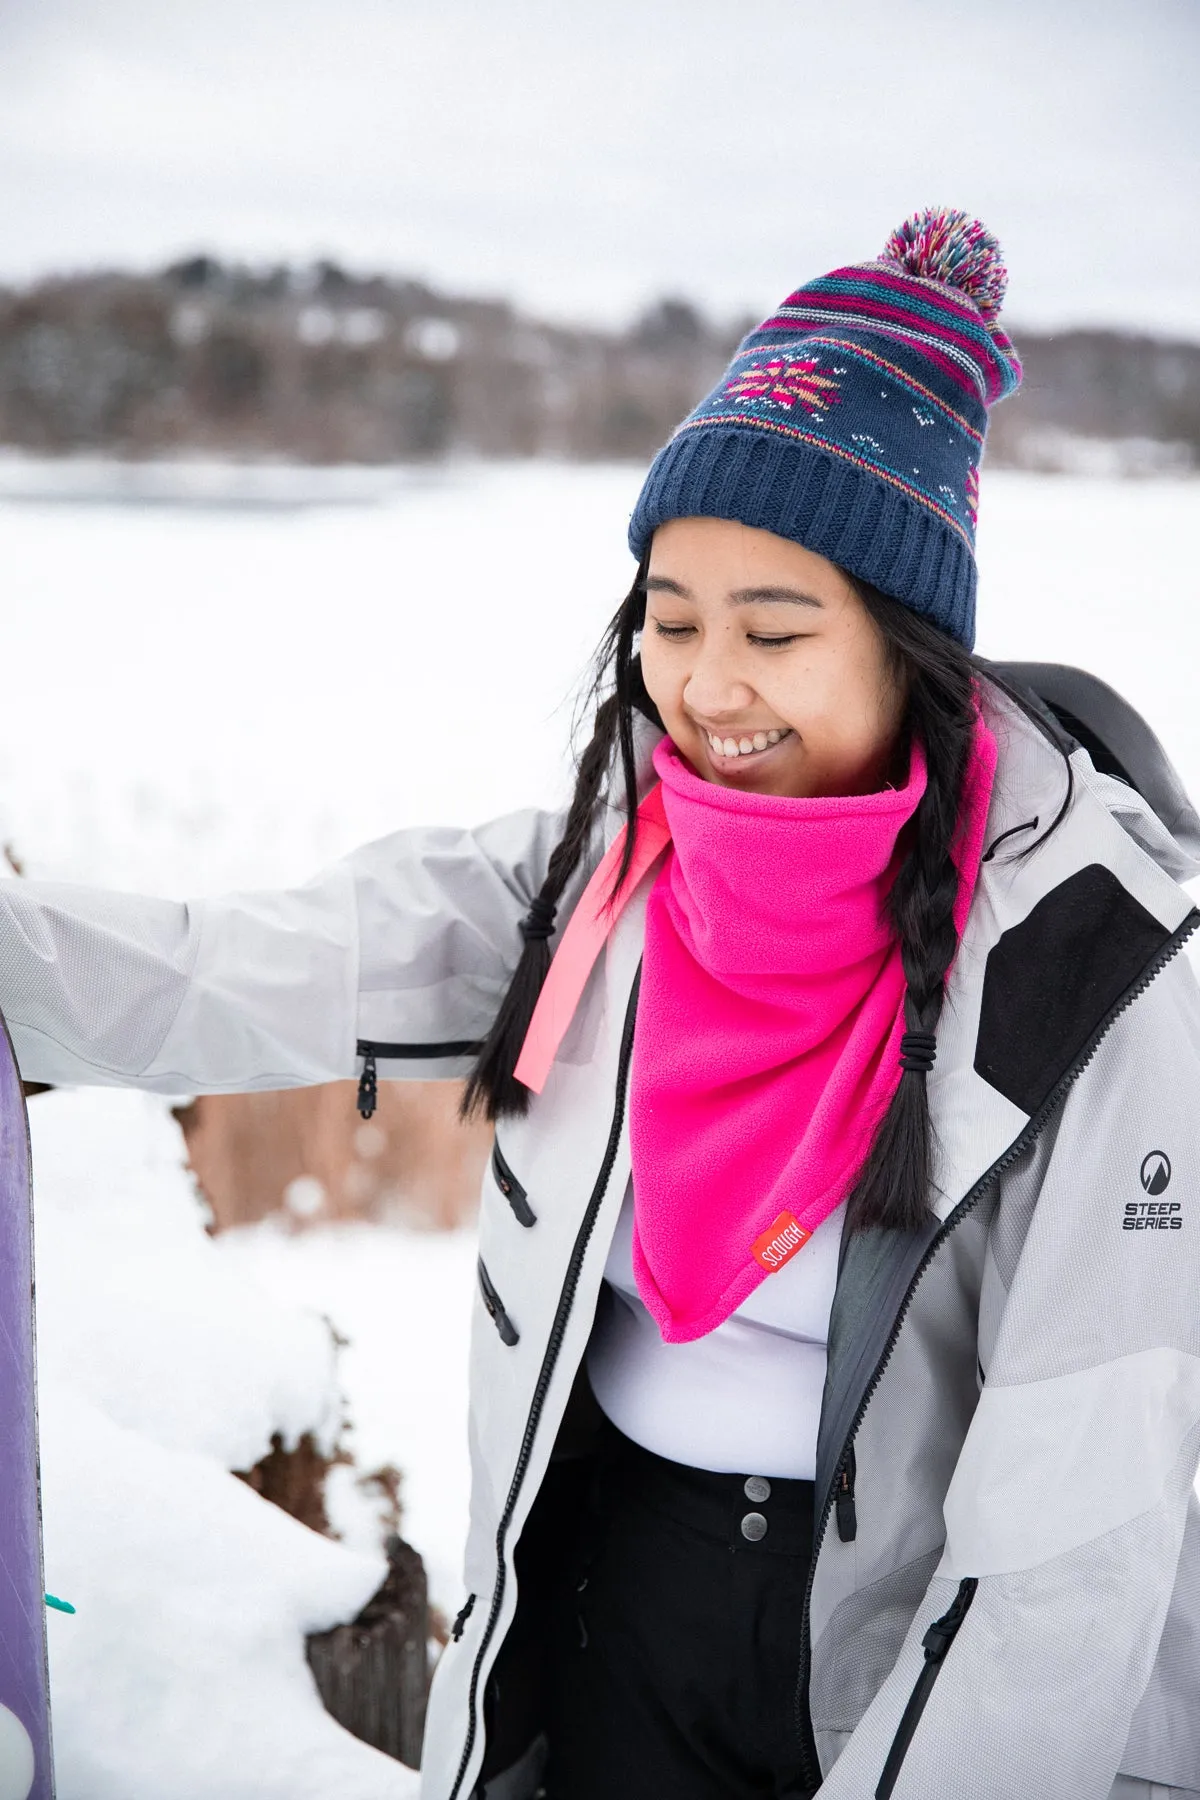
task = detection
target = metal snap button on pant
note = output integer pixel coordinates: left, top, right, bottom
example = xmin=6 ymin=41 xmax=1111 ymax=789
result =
xmin=742 ymin=1475 xmax=771 ymax=1538
xmin=596 ymin=1432 xmax=814 ymax=1555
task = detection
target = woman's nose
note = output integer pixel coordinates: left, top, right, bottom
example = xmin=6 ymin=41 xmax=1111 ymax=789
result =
xmin=682 ymin=645 xmax=755 ymax=717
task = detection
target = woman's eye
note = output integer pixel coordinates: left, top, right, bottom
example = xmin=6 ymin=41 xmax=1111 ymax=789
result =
xmin=650 ymin=622 xmax=806 ymax=646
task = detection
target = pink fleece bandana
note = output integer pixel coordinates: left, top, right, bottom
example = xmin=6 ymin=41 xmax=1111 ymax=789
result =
xmin=629 ymin=719 xmax=997 ymax=1344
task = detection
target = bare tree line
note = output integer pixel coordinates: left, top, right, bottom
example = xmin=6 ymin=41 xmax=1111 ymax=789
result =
xmin=0 ymin=257 xmax=1196 ymax=473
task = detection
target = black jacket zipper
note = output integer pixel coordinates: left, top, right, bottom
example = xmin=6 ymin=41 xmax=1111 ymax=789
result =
xmin=447 ymin=967 xmax=642 ymax=1800
xmin=792 ymin=906 xmax=1200 ymax=1791
xmin=874 ymin=1578 xmax=978 ymax=1799
xmin=355 ymin=1036 xmax=484 ymax=1119
xmin=835 ymin=1444 xmax=857 ymax=1543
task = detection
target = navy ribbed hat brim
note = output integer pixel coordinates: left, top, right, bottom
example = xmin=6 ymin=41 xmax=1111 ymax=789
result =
xmin=627 ymin=426 xmax=977 ymax=650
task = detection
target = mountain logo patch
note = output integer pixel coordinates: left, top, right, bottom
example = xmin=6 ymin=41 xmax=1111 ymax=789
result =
xmin=1127 ymin=1152 xmax=1180 ymax=1231
xmin=1140 ymin=1152 xmax=1172 ymax=1196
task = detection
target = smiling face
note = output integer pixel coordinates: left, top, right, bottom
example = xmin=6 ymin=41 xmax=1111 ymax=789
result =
xmin=638 ymin=517 xmax=909 ymax=799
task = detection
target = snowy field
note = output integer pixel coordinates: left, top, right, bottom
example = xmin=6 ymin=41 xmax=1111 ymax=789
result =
xmin=5 ymin=459 xmax=1200 ymax=894
xmin=3 ymin=459 xmax=1200 ymax=1797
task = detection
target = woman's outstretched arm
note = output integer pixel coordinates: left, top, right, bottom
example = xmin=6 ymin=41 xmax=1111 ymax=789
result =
xmin=0 ymin=805 xmax=566 ymax=1094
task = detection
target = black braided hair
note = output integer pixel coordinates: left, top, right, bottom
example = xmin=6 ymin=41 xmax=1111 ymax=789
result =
xmin=460 ymin=559 xmax=650 ymax=1121
xmin=843 ymin=582 xmax=1072 ymax=1232
xmin=840 ymin=581 xmax=977 ymax=1232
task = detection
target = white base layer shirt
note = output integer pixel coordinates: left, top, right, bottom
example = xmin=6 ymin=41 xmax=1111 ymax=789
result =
xmin=586 ymin=1182 xmax=846 ymax=1480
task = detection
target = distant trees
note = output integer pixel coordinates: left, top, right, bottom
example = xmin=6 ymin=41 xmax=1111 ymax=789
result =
xmin=985 ymin=331 xmax=1200 ymax=473
xmin=0 ymin=259 xmax=1195 ymax=471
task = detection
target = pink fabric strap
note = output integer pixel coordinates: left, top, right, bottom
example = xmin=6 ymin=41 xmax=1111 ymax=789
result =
xmin=513 ymin=783 xmax=670 ymax=1095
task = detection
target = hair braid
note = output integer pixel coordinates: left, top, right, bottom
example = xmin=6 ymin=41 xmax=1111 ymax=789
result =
xmin=460 ymin=562 xmax=649 ymax=1122
xmin=844 ymin=583 xmax=976 ymax=1233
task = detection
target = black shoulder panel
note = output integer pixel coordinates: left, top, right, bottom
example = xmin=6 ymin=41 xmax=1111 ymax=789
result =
xmin=974 ymin=864 xmax=1168 ymax=1116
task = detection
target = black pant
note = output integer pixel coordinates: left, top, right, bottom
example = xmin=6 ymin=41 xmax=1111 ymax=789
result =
xmin=541 ymin=1430 xmax=817 ymax=1799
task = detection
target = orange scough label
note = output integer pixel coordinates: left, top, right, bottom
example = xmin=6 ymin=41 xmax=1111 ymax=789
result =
xmin=751 ymin=1211 xmax=812 ymax=1272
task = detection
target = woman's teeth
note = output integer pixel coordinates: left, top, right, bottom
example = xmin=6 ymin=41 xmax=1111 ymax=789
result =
xmin=706 ymin=727 xmax=790 ymax=759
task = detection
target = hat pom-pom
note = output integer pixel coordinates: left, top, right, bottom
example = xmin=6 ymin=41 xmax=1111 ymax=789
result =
xmin=881 ymin=208 xmax=1008 ymax=323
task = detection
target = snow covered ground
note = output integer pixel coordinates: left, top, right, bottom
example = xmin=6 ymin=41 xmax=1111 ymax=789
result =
xmin=212 ymin=1210 xmax=477 ymax=1616
xmin=32 ymin=1086 xmax=428 ymax=1800
xmin=3 ymin=458 xmax=1199 ymax=1796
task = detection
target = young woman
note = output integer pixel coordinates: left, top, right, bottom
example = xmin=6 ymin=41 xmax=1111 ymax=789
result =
xmin=3 ymin=211 xmax=1200 ymax=1800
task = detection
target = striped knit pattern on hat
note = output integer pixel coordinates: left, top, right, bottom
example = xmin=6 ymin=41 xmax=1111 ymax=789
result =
xmin=628 ymin=209 xmax=1022 ymax=648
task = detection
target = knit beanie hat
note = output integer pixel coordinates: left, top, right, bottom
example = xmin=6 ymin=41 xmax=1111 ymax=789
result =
xmin=627 ymin=208 xmax=1022 ymax=649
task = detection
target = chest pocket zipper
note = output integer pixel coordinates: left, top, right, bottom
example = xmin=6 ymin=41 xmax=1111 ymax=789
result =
xmin=491 ymin=1140 xmax=536 ymax=1228
xmin=875 ymin=1577 xmax=977 ymax=1799
xmin=355 ymin=1036 xmax=485 ymax=1120
xmin=477 ymin=1257 xmax=519 ymax=1347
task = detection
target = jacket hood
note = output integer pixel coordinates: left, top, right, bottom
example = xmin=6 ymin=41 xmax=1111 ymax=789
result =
xmin=987 ymin=661 xmax=1200 ymax=882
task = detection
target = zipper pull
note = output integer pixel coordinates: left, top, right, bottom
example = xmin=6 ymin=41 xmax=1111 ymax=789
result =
xmin=835 ymin=1446 xmax=857 ymax=1542
xmin=477 ymin=1257 xmax=520 ymax=1346
xmin=874 ymin=1578 xmax=979 ymax=1798
xmin=357 ymin=1048 xmax=378 ymax=1121
xmin=921 ymin=1577 xmax=978 ymax=1663
xmin=451 ymin=1592 xmax=476 ymax=1641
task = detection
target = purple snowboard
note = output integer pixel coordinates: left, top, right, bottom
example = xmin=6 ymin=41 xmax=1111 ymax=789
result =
xmin=0 ymin=1015 xmax=53 ymax=1799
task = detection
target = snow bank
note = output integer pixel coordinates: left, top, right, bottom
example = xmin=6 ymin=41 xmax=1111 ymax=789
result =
xmin=212 ymin=1217 xmax=477 ymax=1614
xmin=32 ymin=1088 xmax=416 ymax=1800
xmin=33 ymin=1088 xmax=342 ymax=1470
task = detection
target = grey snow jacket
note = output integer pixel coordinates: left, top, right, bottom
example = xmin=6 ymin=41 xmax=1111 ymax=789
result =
xmin=3 ymin=672 xmax=1200 ymax=1800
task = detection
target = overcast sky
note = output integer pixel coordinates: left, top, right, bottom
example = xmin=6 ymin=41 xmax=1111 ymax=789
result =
xmin=1 ymin=0 xmax=1197 ymax=338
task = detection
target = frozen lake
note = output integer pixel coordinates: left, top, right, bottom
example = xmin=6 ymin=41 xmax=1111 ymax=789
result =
xmin=3 ymin=459 xmax=1199 ymax=894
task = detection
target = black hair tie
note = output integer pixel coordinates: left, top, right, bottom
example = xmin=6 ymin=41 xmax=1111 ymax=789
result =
xmin=899 ymin=1030 xmax=937 ymax=1075
xmin=519 ymin=894 xmax=558 ymax=944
